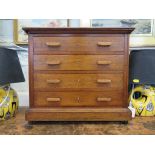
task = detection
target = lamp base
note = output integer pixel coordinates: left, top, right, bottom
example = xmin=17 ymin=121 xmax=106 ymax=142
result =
xmin=0 ymin=84 xmax=19 ymax=120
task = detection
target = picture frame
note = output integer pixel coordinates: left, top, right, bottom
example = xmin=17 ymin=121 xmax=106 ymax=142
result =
xmin=14 ymin=19 xmax=69 ymax=44
xmin=90 ymin=19 xmax=155 ymax=47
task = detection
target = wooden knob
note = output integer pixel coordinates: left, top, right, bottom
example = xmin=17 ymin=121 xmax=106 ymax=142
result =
xmin=97 ymin=79 xmax=111 ymax=84
xmin=97 ymin=97 xmax=111 ymax=102
xmin=97 ymin=60 xmax=111 ymax=65
xmin=46 ymin=42 xmax=61 ymax=47
xmin=46 ymin=60 xmax=61 ymax=65
xmin=46 ymin=79 xmax=61 ymax=84
xmin=97 ymin=42 xmax=112 ymax=46
xmin=47 ymin=98 xmax=61 ymax=102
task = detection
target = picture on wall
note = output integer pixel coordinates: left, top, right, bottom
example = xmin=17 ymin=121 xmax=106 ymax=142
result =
xmin=91 ymin=19 xmax=153 ymax=35
xmin=14 ymin=19 xmax=69 ymax=44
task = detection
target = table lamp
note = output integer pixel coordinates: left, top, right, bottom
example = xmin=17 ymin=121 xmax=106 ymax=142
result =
xmin=129 ymin=49 xmax=155 ymax=117
xmin=0 ymin=47 xmax=25 ymax=120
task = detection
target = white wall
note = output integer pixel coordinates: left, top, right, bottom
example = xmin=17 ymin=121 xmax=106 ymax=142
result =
xmin=0 ymin=19 xmax=14 ymax=42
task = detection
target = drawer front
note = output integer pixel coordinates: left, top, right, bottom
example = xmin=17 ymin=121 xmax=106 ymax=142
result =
xmin=33 ymin=36 xmax=124 ymax=54
xmin=34 ymin=55 xmax=124 ymax=71
xmin=34 ymin=91 xmax=123 ymax=107
xmin=34 ymin=73 xmax=123 ymax=91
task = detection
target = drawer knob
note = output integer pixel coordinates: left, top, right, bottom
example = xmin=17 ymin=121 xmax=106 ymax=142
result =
xmin=97 ymin=60 xmax=111 ymax=65
xmin=47 ymin=79 xmax=61 ymax=84
xmin=97 ymin=97 xmax=111 ymax=102
xmin=47 ymin=98 xmax=61 ymax=102
xmin=97 ymin=79 xmax=111 ymax=83
xmin=46 ymin=42 xmax=61 ymax=47
xmin=46 ymin=60 xmax=61 ymax=65
xmin=97 ymin=42 xmax=112 ymax=47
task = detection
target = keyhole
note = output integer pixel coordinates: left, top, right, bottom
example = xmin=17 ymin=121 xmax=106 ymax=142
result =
xmin=75 ymin=79 xmax=80 ymax=88
xmin=77 ymin=97 xmax=80 ymax=102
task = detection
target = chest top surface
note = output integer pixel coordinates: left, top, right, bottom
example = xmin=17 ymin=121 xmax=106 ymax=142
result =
xmin=23 ymin=27 xmax=134 ymax=34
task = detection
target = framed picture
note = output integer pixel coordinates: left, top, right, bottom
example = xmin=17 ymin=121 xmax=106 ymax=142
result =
xmin=14 ymin=19 xmax=69 ymax=44
xmin=91 ymin=19 xmax=155 ymax=47
xmin=91 ymin=19 xmax=153 ymax=35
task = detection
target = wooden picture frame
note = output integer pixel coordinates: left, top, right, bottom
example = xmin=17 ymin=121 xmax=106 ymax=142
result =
xmin=14 ymin=19 xmax=69 ymax=44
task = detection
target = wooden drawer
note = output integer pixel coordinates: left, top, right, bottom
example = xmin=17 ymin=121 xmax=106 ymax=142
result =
xmin=34 ymin=91 xmax=124 ymax=107
xmin=33 ymin=36 xmax=125 ymax=54
xmin=34 ymin=73 xmax=123 ymax=91
xmin=34 ymin=55 xmax=124 ymax=71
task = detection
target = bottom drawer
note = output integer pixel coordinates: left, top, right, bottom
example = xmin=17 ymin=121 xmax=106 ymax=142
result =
xmin=34 ymin=91 xmax=124 ymax=107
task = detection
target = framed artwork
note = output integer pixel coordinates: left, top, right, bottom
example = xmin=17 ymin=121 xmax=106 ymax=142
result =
xmin=14 ymin=19 xmax=69 ymax=44
xmin=91 ymin=19 xmax=155 ymax=47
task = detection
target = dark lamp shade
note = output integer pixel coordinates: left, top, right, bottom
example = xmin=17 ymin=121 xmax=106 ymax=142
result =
xmin=129 ymin=49 xmax=155 ymax=85
xmin=0 ymin=48 xmax=25 ymax=85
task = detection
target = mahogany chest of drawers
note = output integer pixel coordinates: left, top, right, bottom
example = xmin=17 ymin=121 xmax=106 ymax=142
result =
xmin=23 ymin=27 xmax=134 ymax=122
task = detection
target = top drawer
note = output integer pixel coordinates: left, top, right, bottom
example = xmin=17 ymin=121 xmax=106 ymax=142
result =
xmin=33 ymin=35 xmax=125 ymax=54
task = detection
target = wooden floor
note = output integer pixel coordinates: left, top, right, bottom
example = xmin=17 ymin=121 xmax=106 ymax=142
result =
xmin=0 ymin=107 xmax=155 ymax=135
